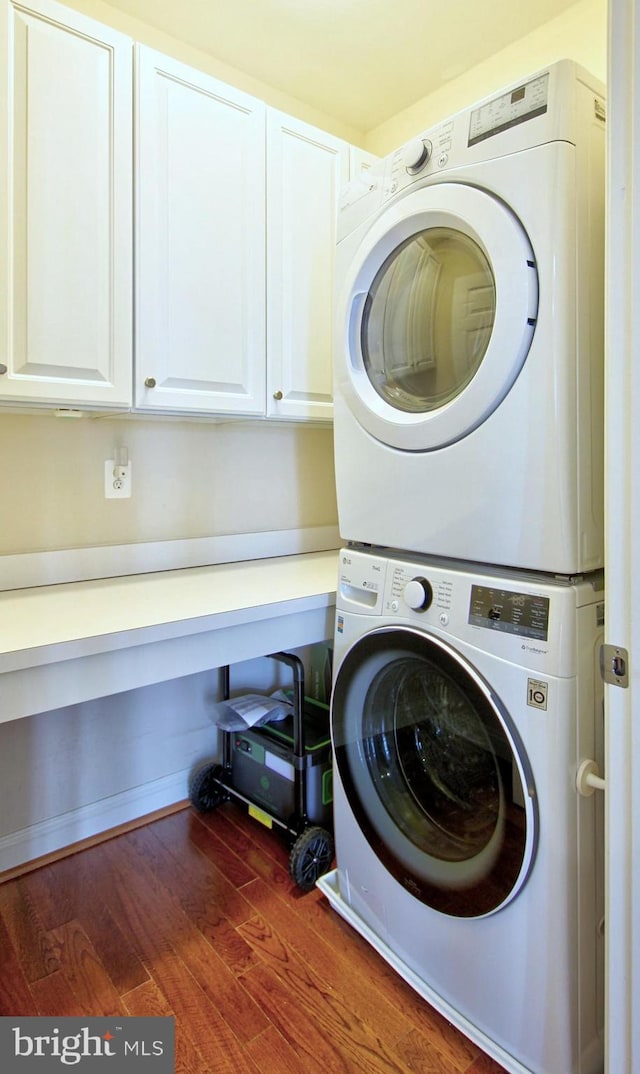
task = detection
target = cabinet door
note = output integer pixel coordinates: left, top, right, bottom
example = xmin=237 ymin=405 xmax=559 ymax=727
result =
xmin=0 ymin=0 xmax=132 ymax=408
xmin=135 ymin=47 xmax=266 ymax=416
xmin=267 ymin=111 xmax=348 ymax=421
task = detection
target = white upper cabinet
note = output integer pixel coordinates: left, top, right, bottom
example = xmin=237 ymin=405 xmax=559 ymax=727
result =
xmin=266 ymin=111 xmax=348 ymax=422
xmin=0 ymin=0 xmax=132 ymax=407
xmin=134 ymin=46 xmax=266 ymax=416
xmin=0 ymin=0 xmax=358 ymax=421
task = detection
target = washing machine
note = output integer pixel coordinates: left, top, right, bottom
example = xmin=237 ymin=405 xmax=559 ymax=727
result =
xmin=318 ymin=546 xmax=605 ymax=1074
xmin=334 ymin=60 xmax=605 ymax=574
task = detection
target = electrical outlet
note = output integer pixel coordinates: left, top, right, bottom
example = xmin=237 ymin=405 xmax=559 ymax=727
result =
xmin=105 ymin=459 xmax=132 ymax=498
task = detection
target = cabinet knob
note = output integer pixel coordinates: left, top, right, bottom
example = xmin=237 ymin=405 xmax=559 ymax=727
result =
xmin=273 ymin=390 xmax=283 ymax=401
xmin=145 ymin=377 xmax=157 ymax=388
xmin=0 ymin=364 xmax=7 ymax=375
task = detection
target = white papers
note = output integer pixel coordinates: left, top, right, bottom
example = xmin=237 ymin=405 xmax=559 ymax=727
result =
xmin=212 ymin=690 xmax=293 ymax=731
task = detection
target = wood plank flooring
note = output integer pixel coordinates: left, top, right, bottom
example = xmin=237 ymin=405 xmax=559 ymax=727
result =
xmin=0 ymin=801 xmax=508 ymax=1073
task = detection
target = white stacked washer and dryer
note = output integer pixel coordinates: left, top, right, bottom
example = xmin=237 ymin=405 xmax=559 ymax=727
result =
xmin=318 ymin=60 xmax=607 ymax=1074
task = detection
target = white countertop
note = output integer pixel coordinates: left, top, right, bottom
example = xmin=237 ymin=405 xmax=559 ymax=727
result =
xmin=0 ymin=549 xmax=338 ymax=667
xmin=0 ymin=550 xmax=339 ymax=721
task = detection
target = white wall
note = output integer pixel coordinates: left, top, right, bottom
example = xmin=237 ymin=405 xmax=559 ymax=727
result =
xmin=0 ymin=414 xmax=337 ymax=555
xmin=0 ymin=651 xmax=316 ymax=872
xmin=365 ymin=0 xmax=607 ymax=155
xmin=58 ymin=0 xmax=365 ymax=145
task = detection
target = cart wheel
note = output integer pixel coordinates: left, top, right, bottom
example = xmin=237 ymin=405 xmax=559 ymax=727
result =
xmin=189 ymin=763 xmax=227 ymax=812
xmin=289 ymin=826 xmax=334 ymax=892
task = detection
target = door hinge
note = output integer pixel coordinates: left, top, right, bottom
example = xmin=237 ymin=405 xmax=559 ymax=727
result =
xmin=600 ymin=644 xmax=629 ymax=688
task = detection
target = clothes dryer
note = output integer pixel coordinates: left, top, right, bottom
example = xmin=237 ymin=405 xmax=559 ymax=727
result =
xmin=334 ymin=61 xmax=605 ymax=574
xmin=318 ymin=546 xmax=605 ymax=1074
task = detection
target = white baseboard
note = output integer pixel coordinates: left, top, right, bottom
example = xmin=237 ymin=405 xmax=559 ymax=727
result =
xmin=0 ymin=770 xmax=193 ymax=874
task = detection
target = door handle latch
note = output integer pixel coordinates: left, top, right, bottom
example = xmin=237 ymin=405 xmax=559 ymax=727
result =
xmin=576 ymin=759 xmax=606 ymax=797
xmin=600 ymin=644 xmax=629 ymax=688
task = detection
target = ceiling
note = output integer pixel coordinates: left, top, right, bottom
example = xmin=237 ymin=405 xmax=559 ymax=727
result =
xmin=106 ymin=0 xmax=581 ymax=132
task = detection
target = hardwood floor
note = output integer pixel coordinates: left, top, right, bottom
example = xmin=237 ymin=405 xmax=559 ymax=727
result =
xmin=0 ymin=801 xmax=508 ymax=1073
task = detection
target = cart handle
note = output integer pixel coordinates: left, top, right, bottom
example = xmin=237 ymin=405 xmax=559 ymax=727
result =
xmin=269 ymin=651 xmax=307 ymax=825
xmin=269 ymin=651 xmax=305 ymax=760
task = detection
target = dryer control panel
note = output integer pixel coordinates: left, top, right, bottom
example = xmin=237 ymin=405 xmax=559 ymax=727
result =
xmin=468 ymin=73 xmax=549 ymax=147
xmin=341 ymin=59 xmax=606 ymax=228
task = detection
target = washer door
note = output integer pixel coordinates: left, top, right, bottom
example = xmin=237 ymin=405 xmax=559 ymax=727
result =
xmin=336 ymin=183 xmax=538 ymax=450
xmin=332 ymin=627 xmax=538 ymax=918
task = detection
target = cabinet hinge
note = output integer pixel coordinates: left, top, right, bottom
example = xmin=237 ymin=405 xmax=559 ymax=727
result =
xmin=600 ymin=644 xmax=629 ymax=688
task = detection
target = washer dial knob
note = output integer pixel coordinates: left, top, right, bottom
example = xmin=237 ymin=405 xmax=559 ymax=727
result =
xmin=401 ymin=138 xmax=432 ymax=174
xmin=403 ymin=577 xmax=433 ymax=611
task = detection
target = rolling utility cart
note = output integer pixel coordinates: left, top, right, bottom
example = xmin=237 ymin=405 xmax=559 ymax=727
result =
xmin=189 ymin=651 xmax=334 ymax=892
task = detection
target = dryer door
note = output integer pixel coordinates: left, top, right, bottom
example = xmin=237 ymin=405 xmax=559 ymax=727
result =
xmin=336 ymin=183 xmax=538 ymax=450
xmin=332 ymin=626 xmax=538 ymax=918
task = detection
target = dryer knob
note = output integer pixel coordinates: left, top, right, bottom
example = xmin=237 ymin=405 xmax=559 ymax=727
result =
xmin=403 ymin=577 xmax=433 ymax=612
xmin=402 ymin=138 xmax=432 ymax=174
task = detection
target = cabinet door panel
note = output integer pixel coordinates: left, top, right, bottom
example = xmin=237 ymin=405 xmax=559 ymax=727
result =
xmin=0 ymin=0 xmax=132 ymax=407
xmin=267 ymin=111 xmax=348 ymax=421
xmin=135 ymin=47 xmax=266 ymax=415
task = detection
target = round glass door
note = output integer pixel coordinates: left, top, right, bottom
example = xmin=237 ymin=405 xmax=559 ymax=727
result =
xmin=362 ymin=228 xmax=496 ymax=414
xmin=332 ymin=628 xmax=537 ymax=918
xmin=336 ymin=183 xmax=538 ymax=451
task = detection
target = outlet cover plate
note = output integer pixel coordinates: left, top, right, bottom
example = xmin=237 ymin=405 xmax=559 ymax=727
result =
xmin=105 ymin=459 xmax=132 ymax=499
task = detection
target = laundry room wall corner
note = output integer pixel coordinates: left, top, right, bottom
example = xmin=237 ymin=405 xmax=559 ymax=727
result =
xmin=364 ymin=0 xmax=607 ymax=155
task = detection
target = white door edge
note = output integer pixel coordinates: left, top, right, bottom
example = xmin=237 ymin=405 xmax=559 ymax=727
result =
xmin=604 ymin=1 xmax=640 ymax=1070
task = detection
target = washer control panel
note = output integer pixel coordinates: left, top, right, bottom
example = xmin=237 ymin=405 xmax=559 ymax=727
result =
xmin=385 ymin=563 xmax=453 ymax=620
xmin=338 ymin=549 xmax=388 ymax=610
xmin=378 ymin=556 xmax=553 ymax=652
xmin=403 ymin=576 xmax=433 ymax=611
xmin=338 ymin=548 xmax=604 ymax=681
xmin=468 ymin=585 xmax=550 ymax=640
